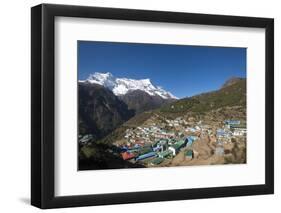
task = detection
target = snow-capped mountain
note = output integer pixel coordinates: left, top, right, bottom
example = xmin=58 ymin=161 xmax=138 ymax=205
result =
xmin=80 ymin=72 xmax=178 ymax=99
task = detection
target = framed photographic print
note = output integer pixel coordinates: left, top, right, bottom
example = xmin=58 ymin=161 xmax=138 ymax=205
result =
xmin=31 ymin=4 xmax=274 ymax=209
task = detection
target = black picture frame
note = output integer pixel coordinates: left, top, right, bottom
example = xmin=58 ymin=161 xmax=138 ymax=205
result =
xmin=31 ymin=3 xmax=274 ymax=209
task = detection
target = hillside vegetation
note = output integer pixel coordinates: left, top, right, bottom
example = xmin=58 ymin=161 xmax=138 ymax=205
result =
xmin=159 ymin=78 xmax=246 ymax=115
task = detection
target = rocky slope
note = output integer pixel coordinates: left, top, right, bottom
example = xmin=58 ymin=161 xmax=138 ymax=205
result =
xmin=79 ymin=72 xmax=177 ymax=139
xmin=79 ymin=82 xmax=134 ymax=140
xmin=118 ymin=89 xmax=175 ymax=114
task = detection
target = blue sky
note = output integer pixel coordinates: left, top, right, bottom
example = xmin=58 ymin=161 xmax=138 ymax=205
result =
xmin=78 ymin=41 xmax=246 ymax=98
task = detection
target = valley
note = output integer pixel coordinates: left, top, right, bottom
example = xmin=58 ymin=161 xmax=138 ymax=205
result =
xmin=78 ymin=74 xmax=247 ymax=170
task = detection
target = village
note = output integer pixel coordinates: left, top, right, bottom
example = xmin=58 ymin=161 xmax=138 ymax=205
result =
xmin=79 ymin=115 xmax=247 ymax=167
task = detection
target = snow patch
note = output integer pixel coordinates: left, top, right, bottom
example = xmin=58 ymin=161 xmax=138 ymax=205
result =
xmin=82 ymin=72 xmax=178 ymax=99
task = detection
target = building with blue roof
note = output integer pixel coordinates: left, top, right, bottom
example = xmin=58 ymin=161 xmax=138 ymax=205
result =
xmin=224 ymin=120 xmax=240 ymax=125
xmin=224 ymin=120 xmax=241 ymax=129
xmin=185 ymin=136 xmax=197 ymax=147
xmin=135 ymin=152 xmax=156 ymax=161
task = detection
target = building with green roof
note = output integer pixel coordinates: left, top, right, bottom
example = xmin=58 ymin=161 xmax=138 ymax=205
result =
xmin=158 ymin=150 xmax=173 ymax=158
xmin=150 ymin=157 xmax=165 ymax=165
xmin=185 ymin=150 xmax=193 ymax=160
xmin=168 ymin=139 xmax=185 ymax=156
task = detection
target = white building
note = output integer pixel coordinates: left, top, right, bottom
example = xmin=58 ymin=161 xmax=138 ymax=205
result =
xmin=233 ymin=129 xmax=246 ymax=136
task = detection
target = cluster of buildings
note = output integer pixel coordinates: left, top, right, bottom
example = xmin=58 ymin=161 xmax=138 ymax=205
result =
xmin=118 ymin=118 xmax=246 ymax=166
xmin=216 ymin=120 xmax=247 ymax=142
xmin=118 ymin=136 xmax=198 ymax=165
xmin=124 ymin=126 xmax=177 ymax=146
xmin=165 ymin=117 xmax=188 ymax=127
xmin=78 ymin=116 xmax=246 ymax=166
xmin=214 ymin=120 xmax=246 ymax=156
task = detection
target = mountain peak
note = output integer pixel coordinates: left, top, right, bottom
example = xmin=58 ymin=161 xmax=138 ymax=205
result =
xmin=86 ymin=72 xmax=115 ymax=90
xmin=81 ymin=72 xmax=178 ymax=99
xmin=141 ymin=78 xmax=152 ymax=84
xmin=222 ymin=77 xmax=245 ymax=88
xmin=88 ymin=72 xmax=113 ymax=81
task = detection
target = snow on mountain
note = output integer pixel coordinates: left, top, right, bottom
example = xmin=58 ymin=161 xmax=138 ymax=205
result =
xmin=79 ymin=72 xmax=178 ymax=99
xmin=84 ymin=72 xmax=116 ymax=90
